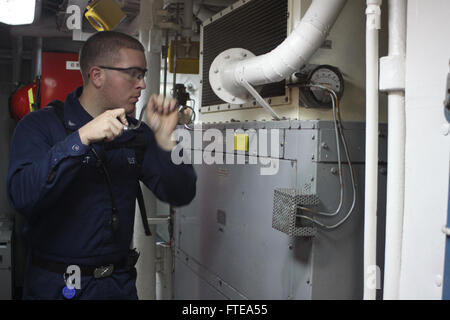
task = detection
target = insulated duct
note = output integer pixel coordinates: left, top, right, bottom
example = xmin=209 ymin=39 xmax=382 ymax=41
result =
xmin=193 ymin=3 xmax=215 ymax=22
xmin=209 ymin=0 xmax=347 ymax=105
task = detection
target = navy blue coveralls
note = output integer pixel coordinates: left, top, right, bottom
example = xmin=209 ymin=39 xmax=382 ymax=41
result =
xmin=7 ymin=87 xmax=197 ymax=299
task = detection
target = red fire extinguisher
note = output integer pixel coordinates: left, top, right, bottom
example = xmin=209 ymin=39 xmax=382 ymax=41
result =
xmin=9 ymin=77 xmax=41 ymax=122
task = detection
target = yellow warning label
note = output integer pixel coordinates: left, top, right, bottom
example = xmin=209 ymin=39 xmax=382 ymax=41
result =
xmin=27 ymin=88 xmax=34 ymax=112
xmin=234 ymin=134 xmax=248 ymax=152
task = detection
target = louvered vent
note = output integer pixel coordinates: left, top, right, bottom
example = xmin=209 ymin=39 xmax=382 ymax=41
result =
xmin=201 ymin=0 xmax=288 ymax=108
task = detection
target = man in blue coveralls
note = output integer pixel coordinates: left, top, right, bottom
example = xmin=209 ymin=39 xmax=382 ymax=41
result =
xmin=6 ymin=31 xmax=197 ymax=299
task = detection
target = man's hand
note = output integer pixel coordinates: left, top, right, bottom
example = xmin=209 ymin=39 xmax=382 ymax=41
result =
xmin=78 ymin=108 xmax=129 ymax=146
xmin=145 ymin=94 xmax=178 ymax=151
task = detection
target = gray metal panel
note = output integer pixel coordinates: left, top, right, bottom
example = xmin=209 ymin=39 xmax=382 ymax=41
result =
xmin=0 ymin=227 xmax=12 ymax=268
xmin=174 ymin=120 xmax=387 ymax=300
xmin=0 ymin=269 xmax=12 ymax=300
xmin=173 ymin=256 xmax=228 ymax=300
xmin=310 ymin=163 xmax=387 ymax=299
xmin=310 ymin=164 xmax=365 ymax=299
xmin=284 ymin=129 xmax=318 ymax=194
xmin=174 ymin=156 xmax=312 ymax=299
xmin=318 ymin=125 xmax=388 ymax=163
xmin=174 ymin=250 xmax=247 ymax=300
xmin=184 ymin=126 xmax=285 ymax=159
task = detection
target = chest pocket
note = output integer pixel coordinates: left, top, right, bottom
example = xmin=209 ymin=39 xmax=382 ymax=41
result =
xmin=78 ymin=147 xmax=141 ymax=184
xmin=79 ymin=150 xmax=106 ymax=184
xmin=116 ymin=148 xmax=141 ymax=180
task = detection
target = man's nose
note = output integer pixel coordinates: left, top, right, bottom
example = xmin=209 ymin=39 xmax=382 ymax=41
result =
xmin=137 ymin=77 xmax=146 ymax=90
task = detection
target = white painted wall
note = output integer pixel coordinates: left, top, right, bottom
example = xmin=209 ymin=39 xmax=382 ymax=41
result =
xmin=399 ymin=0 xmax=450 ymax=299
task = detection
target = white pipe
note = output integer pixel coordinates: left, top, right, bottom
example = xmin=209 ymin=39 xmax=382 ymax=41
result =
xmin=215 ymin=0 xmax=347 ymax=102
xmin=383 ymin=0 xmax=407 ymax=300
xmin=183 ymin=0 xmax=193 ymax=35
xmin=243 ymin=0 xmax=346 ymax=86
xmin=134 ymin=0 xmax=163 ymax=300
xmin=364 ymin=0 xmax=382 ymax=300
xmin=193 ymin=3 xmax=215 ymax=22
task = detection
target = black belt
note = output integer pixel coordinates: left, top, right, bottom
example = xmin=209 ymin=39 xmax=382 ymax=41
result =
xmin=31 ymin=250 xmax=140 ymax=279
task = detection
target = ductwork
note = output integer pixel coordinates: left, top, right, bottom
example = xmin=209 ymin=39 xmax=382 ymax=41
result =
xmin=193 ymin=3 xmax=215 ymax=22
xmin=209 ymin=0 xmax=348 ymax=104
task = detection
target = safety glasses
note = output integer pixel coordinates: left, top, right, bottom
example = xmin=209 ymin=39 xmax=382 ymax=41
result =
xmin=98 ymin=66 xmax=148 ymax=81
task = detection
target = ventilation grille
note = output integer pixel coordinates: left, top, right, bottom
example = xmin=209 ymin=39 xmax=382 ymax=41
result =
xmin=201 ymin=0 xmax=288 ymax=107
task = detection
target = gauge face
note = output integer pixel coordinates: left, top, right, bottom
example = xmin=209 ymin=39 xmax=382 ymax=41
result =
xmin=309 ymin=66 xmax=344 ymax=104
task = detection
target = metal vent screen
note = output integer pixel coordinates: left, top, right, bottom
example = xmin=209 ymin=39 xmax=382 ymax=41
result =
xmin=272 ymin=188 xmax=319 ymax=237
xmin=201 ymin=0 xmax=288 ymax=107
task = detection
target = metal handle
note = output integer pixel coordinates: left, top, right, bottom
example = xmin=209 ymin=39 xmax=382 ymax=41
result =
xmin=240 ymin=78 xmax=281 ymax=120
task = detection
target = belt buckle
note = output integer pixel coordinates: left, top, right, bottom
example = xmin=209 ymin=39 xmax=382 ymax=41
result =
xmin=93 ymin=264 xmax=114 ymax=278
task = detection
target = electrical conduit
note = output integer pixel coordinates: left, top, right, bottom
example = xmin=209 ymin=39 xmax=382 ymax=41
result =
xmin=381 ymin=0 xmax=407 ymax=300
xmin=364 ymin=0 xmax=382 ymax=300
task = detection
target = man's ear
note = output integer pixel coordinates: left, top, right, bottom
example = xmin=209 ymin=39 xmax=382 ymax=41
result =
xmin=88 ymin=66 xmax=104 ymax=88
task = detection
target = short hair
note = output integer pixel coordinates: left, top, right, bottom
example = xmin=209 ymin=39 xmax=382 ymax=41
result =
xmin=79 ymin=31 xmax=145 ymax=82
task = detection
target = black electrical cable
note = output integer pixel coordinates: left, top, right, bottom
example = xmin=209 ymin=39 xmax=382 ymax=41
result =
xmin=91 ymin=146 xmax=119 ymax=232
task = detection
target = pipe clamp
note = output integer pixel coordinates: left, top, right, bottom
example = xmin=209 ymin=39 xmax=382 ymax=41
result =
xmin=379 ymin=55 xmax=406 ymax=92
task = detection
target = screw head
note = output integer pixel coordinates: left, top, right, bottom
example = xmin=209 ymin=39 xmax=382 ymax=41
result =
xmin=435 ymin=275 xmax=443 ymax=287
xmin=441 ymin=123 xmax=449 ymax=136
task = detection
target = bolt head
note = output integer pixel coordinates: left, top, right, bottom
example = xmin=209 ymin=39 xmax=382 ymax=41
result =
xmin=441 ymin=123 xmax=449 ymax=136
xmin=435 ymin=275 xmax=443 ymax=287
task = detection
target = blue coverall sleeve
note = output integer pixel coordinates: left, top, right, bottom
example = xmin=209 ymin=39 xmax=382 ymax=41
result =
xmin=139 ymin=128 xmax=197 ymax=207
xmin=7 ymin=111 xmax=89 ymax=222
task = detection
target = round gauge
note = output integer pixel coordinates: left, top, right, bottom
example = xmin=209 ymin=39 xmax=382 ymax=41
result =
xmin=309 ymin=66 xmax=344 ymax=104
xmin=296 ymin=64 xmax=345 ymax=108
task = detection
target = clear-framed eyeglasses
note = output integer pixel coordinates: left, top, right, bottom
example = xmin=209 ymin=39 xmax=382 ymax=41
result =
xmin=98 ymin=65 xmax=148 ymax=82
